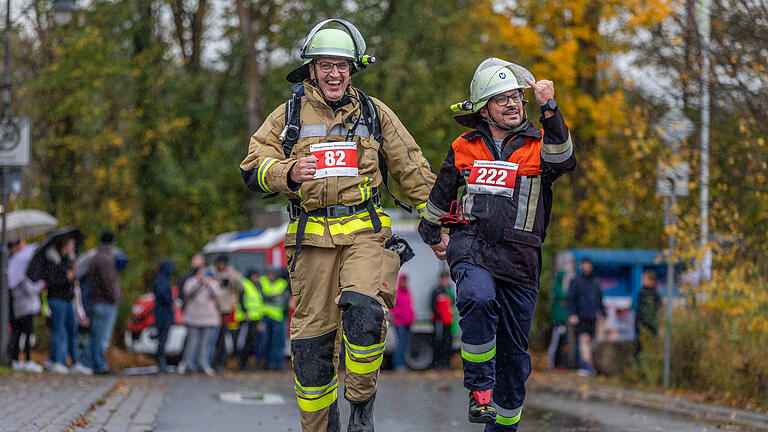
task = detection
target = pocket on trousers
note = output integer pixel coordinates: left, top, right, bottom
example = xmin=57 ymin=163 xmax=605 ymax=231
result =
xmin=286 ymin=248 xmax=302 ymax=297
xmin=290 ymin=276 xmax=304 ymax=297
xmin=379 ymin=249 xmax=400 ymax=309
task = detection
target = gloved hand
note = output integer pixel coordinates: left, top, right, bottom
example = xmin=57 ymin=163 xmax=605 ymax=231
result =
xmin=386 ymin=235 xmax=415 ymax=266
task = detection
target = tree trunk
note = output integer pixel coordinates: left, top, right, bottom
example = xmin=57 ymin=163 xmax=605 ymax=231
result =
xmin=570 ymin=0 xmax=601 ymax=243
xmin=236 ymin=0 xmax=263 ymax=134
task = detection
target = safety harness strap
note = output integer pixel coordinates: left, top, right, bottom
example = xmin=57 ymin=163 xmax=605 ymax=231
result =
xmin=291 ymin=209 xmax=309 ymax=272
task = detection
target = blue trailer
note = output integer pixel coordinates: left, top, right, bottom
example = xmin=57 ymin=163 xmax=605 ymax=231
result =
xmin=555 ymin=248 xmax=672 ymax=342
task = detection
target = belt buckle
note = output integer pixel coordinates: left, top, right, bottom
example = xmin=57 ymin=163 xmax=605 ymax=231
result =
xmin=288 ymin=203 xmax=301 ymax=221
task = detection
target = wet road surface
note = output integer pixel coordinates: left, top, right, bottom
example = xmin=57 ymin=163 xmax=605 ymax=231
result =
xmin=153 ymin=371 xmax=729 ymax=431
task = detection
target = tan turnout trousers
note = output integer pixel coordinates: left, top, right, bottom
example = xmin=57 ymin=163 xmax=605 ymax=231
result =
xmin=287 ymin=229 xmax=400 ymax=432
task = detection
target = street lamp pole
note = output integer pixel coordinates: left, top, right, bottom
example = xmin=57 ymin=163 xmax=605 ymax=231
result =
xmin=0 ymin=0 xmax=76 ymax=367
xmin=0 ymin=0 xmax=12 ymax=367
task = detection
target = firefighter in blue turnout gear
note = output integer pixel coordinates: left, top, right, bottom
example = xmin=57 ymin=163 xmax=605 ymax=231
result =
xmin=418 ymin=58 xmax=576 ymax=430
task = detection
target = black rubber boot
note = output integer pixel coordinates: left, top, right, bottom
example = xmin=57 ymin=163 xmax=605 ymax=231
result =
xmin=468 ymin=389 xmax=496 ymax=424
xmin=347 ymin=392 xmax=375 ymax=432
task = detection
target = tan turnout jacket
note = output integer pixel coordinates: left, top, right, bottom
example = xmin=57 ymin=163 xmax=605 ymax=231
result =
xmin=240 ymin=80 xmax=435 ymax=248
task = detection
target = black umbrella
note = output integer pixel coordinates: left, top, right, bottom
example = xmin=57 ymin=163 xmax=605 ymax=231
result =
xmin=25 ymin=226 xmax=83 ymax=282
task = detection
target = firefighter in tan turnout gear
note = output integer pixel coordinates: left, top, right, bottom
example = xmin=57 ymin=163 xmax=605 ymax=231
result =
xmin=240 ymin=19 xmax=435 ymax=432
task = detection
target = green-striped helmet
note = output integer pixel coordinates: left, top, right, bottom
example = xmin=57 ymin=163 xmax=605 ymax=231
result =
xmin=452 ymin=58 xmax=535 ymax=128
xmin=287 ymin=19 xmax=376 ymax=83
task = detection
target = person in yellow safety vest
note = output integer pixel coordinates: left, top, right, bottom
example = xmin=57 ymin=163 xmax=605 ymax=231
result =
xmin=235 ymin=269 xmax=265 ymax=370
xmin=239 ymin=19 xmax=435 ymax=432
xmin=257 ymin=267 xmax=289 ymax=371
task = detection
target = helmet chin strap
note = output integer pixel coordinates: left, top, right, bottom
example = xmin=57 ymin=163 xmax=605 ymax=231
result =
xmin=311 ymin=61 xmax=352 ymax=105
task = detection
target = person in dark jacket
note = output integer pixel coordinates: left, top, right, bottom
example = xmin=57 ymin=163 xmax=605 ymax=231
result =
xmin=567 ymin=259 xmax=605 ymax=376
xmin=419 ymin=58 xmax=575 ymax=429
xmin=44 ymin=235 xmax=92 ymax=374
xmin=153 ymin=260 xmax=176 ymax=372
xmin=635 ymin=269 xmax=661 ymax=358
xmin=84 ymin=231 xmax=122 ymax=374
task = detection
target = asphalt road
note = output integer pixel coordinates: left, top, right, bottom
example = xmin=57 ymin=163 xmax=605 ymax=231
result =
xmin=152 ymin=371 xmax=728 ymax=432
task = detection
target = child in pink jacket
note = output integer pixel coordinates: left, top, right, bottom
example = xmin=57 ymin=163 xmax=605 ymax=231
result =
xmin=391 ymin=273 xmax=414 ymax=371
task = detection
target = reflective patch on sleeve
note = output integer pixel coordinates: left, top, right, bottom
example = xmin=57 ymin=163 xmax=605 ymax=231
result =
xmin=258 ymin=158 xmax=278 ymax=193
xmin=541 ymin=134 xmax=573 ymax=163
xmin=423 ymin=198 xmax=447 ymax=224
xmin=416 ymin=202 xmax=427 ymax=218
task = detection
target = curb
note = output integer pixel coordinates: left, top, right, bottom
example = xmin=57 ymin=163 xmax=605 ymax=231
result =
xmin=528 ymin=380 xmax=768 ymax=431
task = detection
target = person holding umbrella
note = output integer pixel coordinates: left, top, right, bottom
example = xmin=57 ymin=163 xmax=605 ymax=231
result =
xmin=7 ymin=240 xmax=45 ymax=372
xmin=27 ymin=228 xmax=92 ymax=374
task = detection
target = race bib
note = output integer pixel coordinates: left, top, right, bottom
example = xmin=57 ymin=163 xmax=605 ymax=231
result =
xmin=467 ymin=160 xmax=519 ymax=198
xmin=310 ymin=142 xmax=359 ymax=178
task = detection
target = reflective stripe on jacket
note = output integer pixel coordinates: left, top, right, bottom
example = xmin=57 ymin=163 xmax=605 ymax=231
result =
xmin=418 ymin=110 xmax=575 ymax=290
xmin=240 ymin=80 xmax=435 ymax=248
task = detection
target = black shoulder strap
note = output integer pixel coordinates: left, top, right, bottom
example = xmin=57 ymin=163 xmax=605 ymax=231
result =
xmin=262 ymin=84 xmax=305 ymax=199
xmin=356 ymin=89 xmax=412 ymax=213
xmin=280 ymin=83 xmax=305 ymax=157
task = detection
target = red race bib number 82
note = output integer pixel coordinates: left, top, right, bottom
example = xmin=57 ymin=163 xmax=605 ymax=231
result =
xmin=310 ymin=142 xmax=359 ymax=178
xmin=467 ymin=160 xmax=519 ymax=198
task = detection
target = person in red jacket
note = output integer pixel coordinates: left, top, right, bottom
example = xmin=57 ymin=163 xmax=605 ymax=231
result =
xmin=419 ymin=58 xmax=575 ymax=430
xmin=431 ymin=271 xmax=454 ymax=371
xmin=391 ymin=273 xmax=414 ymax=371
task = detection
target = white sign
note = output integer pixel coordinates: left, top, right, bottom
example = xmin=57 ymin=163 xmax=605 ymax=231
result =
xmin=656 ymin=161 xmax=690 ymax=197
xmin=656 ymin=108 xmax=694 ymax=150
xmin=0 ymin=117 xmax=30 ymax=167
xmin=310 ymin=142 xmax=358 ymax=178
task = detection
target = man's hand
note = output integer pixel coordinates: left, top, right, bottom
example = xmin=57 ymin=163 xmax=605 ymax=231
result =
xmin=290 ymin=156 xmax=319 ymax=183
xmin=524 ymin=78 xmax=555 ymax=106
xmin=429 ymin=233 xmax=450 ymax=261
xmin=568 ymin=314 xmax=579 ymax=325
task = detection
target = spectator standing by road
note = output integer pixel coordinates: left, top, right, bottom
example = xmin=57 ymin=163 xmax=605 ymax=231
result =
xmin=547 ymin=270 xmax=569 ymax=370
xmin=153 ymin=260 xmax=176 ymax=373
xmin=236 ymin=269 xmax=264 ymax=370
xmin=567 ymin=259 xmax=605 ymax=376
xmin=391 ymin=273 xmax=414 ymax=372
xmin=212 ymin=255 xmax=244 ymax=371
xmin=258 ymin=267 xmax=289 ymax=371
xmin=178 ymin=267 xmax=221 ymax=376
xmin=84 ymin=231 xmax=122 ymax=375
xmin=177 ymin=252 xmax=205 ymax=304
xmin=7 ymin=241 xmax=45 ymax=372
xmin=41 ymin=235 xmax=92 ymax=374
xmin=431 ymin=271 xmax=454 ymax=371
xmin=635 ymin=269 xmax=661 ymax=358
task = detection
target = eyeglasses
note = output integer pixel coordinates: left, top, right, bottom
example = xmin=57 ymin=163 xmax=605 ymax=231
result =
xmin=315 ymin=61 xmax=351 ymax=73
xmin=490 ymin=92 xmax=523 ymax=107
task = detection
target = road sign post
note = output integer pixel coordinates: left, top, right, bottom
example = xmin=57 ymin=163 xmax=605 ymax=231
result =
xmin=655 ymin=108 xmax=693 ymax=388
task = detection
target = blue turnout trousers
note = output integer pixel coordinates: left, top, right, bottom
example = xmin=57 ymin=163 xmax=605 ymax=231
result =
xmin=452 ymin=261 xmax=538 ymax=431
